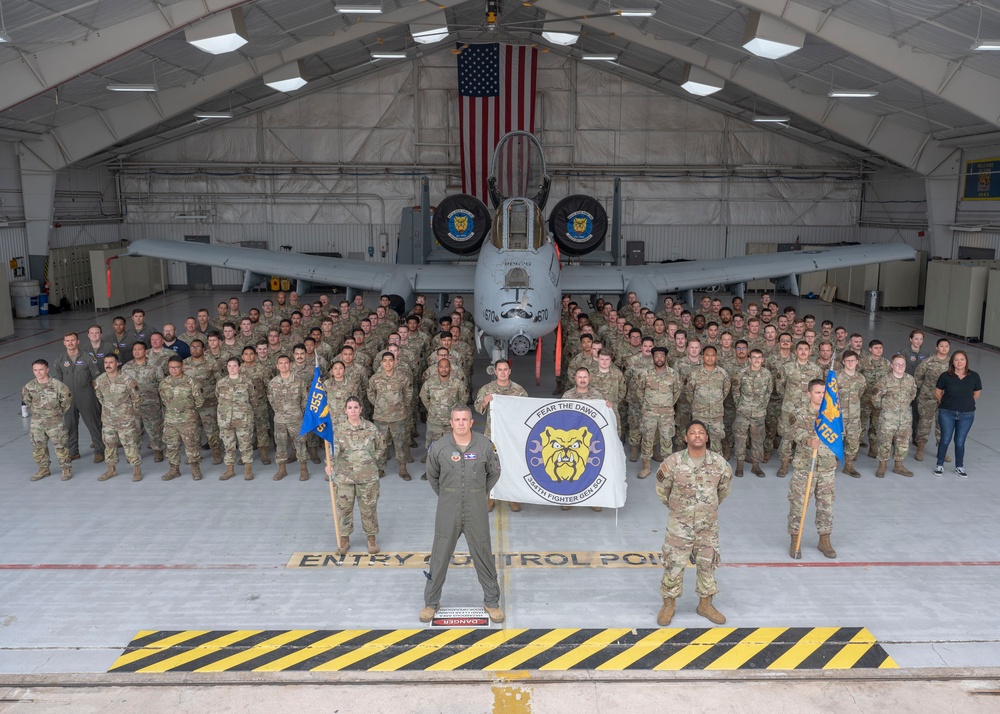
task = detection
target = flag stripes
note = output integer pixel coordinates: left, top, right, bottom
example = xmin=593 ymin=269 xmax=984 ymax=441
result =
xmin=109 ymin=626 xmax=896 ymax=672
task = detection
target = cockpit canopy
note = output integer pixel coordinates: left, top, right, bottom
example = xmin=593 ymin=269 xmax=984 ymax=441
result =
xmin=491 ymin=198 xmax=548 ymax=251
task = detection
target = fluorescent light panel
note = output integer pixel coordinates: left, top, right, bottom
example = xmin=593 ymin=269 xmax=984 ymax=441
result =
xmin=753 ymin=115 xmax=790 ymax=123
xmin=741 ymin=10 xmax=804 ymax=60
xmin=582 ymin=54 xmax=617 ymax=61
xmin=107 ymin=83 xmax=158 ymax=92
xmin=335 ymin=4 xmax=383 ymax=13
xmin=680 ymin=64 xmax=723 ymax=96
xmin=411 ymin=27 xmax=448 ymax=44
xmin=616 ymin=8 xmax=656 ymax=17
xmin=828 ymin=90 xmax=878 ymax=98
xmin=542 ymin=21 xmax=580 ymax=46
xmin=194 ymin=111 xmax=233 ymax=119
xmin=263 ymin=60 xmax=308 ymax=92
xmin=185 ymin=9 xmax=248 ymax=55
xmin=371 ymin=52 xmax=407 ymax=59
xmin=971 ymin=40 xmax=1000 ymax=50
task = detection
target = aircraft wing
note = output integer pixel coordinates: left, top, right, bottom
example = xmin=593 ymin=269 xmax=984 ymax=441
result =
xmin=128 ymin=239 xmax=475 ymax=294
xmin=557 ymin=243 xmax=917 ymax=296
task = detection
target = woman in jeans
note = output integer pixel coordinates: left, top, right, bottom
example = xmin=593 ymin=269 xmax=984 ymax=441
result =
xmin=934 ymin=351 xmax=982 ymax=478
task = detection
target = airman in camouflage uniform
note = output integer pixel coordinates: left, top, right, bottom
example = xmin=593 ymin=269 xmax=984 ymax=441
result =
xmin=787 ymin=380 xmax=839 ymax=559
xmin=368 ymin=351 xmax=414 ymax=480
xmin=420 ymin=359 xmax=469 ymax=454
xmin=672 ymin=340 xmax=703 ymax=451
xmin=328 ymin=397 xmax=384 ymax=555
xmin=732 ymin=349 xmax=773 ymax=476
xmin=159 ymin=357 xmax=205 ymax=481
xmin=764 ymin=335 xmax=795 ymax=458
xmin=23 ymin=359 xmax=73 ymax=481
xmin=913 ymin=338 xmax=950 ymax=461
xmin=638 ymin=348 xmax=681 ymax=479
xmin=834 ymin=351 xmax=865 ymax=477
xmin=216 ymin=357 xmax=257 ymax=480
xmin=776 ymin=342 xmax=822 ymax=476
xmin=268 ymin=355 xmax=309 ymax=481
xmin=239 ymin=346 xmax=272 ymax=465
xmin=655 ymin=421 xmax=732 ymax=627
xmin=94 ymin=355 xmax=142 ymax=481
xmin=685 ymin=346 xmax=731 ymax=456
xmin=324 ymin=360 xmax=359 ymax=421
xmin=473 ymin=358 xmax=528 ymax=513
xmin=873 ymin=355 xmax=917 ymax=477
xmin=120 ymin=341 xmax=166 ymax=462
xmin=859 ymin=340 xmax=890 ymax=455
xmin=624 ymin=339 xmax=654 ymax=460
xmin=183 ymin=340 xmax=223 ymax=465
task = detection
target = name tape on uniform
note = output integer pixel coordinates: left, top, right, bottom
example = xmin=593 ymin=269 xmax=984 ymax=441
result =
xmin=287 ymin=551 xmax=668 ymax=569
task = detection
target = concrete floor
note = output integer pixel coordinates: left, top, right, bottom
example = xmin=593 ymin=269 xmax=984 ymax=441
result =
xmin=0 ymin=289 xmax=998 ymax=682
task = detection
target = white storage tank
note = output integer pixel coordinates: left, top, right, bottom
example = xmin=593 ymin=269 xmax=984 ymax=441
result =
xmin=10 ymin=279 xmax=40 ymax=318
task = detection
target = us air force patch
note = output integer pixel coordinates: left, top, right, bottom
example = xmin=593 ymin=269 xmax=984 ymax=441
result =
xmin=523 ymin=401 xmax=608 ymax=505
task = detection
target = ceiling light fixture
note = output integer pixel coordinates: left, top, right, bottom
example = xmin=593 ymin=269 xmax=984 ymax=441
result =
xmin=263 ymin=60 xmax=308 ymax=92
xmin=741 ymin=10 xmax=804 ymax=60
xmin=107 ymin=83 xmax=158 ymax=92
xmin=410 ymin=10 xmax=448 ymax=44
xmin=582 ymin=54 xmax=617 ymax=61
xmin=542 ymin=20 xmax=580 ymax=46
xmin=752 ymin=115 xmax=791 ymax=123
xmin=680 ymin=63 xmax=724 ymax=96
xmin=827 ymin=90 xmax=879 ymax=98
xmin=176 ymin=214 xmax=208 ymax=220
xmin=185 ymin=9 xmax=248 ymax=54
xmin=335 ymin=3 xmax=383 ymax=14
xmin=371 ymin=52 xmax=407 ymax=59
xmin=194 ymin=111 xmax=233 ymax=119
xmin=0 ymin=0 xmax=9 ymax=42
xmin=971 ymin=6 xmax=1000 ymax=50
xmin=615 ymin=8 xmax=656 ymax=17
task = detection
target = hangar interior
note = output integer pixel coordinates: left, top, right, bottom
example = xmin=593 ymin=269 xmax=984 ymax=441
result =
xmin=1 ymin=0 xmax=1000 ymax=699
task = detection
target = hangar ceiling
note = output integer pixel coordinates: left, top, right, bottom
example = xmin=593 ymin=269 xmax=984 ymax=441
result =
xmin=0 ymin=0 xmax=998 ymax=172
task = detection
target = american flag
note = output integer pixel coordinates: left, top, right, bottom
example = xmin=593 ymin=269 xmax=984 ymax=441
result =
xmin=458 ymin=43 xmax=538 ymax=203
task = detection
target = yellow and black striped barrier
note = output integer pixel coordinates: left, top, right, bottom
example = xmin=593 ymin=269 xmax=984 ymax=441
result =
xmin=109 ymin=626 xmax=896 ymax=672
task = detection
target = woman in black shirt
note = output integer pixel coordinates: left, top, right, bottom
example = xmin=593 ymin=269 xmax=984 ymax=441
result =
xmin=934 ymin=350 xmax=982 ymax=478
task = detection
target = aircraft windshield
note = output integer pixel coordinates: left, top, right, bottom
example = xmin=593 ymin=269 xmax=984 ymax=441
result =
xmin=489 ymin=132 xmax=550 ymax=209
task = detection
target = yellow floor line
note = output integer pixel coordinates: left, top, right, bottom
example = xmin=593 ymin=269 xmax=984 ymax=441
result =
xmin=111 ymin=630 xmax=212 ymax=669
xmin=538 ymin=628 xmax=633 ymax=670
xmin=704 ymin=627 xmax=788 ymax=670
xmin=425 ymin=629 xmax=527 ymax=671
xmin=766 ymin=627 xmax=839 ymax=670
xmin=653 ymin=628 xmax=735 ymax=670
xmin=137 ymin=631 xmax=262 ymax=673
xmin=194 ymin=630 xmax=317 ymax=672
xmin=367 ymin=629 xmax=471 ymax=672
xmin=823 ymin=629 xmax=880 ymax=670
xmin=253 ymin=630 xmax=369 ymax=672
xmin=484 ymin=629 xmax=579 ymax=671
xmin=595 ymin=629 xmax=684 ymax=671
xmin=310 ymin=630 xmax=421 ymax=671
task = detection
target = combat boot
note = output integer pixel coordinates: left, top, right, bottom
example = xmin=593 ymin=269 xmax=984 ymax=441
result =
xmin=734 ymin=461 xmax=744 ymax=477
xmin=220 ymin=464 xmax=236 ymax=481
xmin=94 ymin=452 xmax=105 ymax=464
xmin=191 ymin=462 xmax=203 ymax=481
xmin=244 ymin=463 xmax=254 ymax=481
xmin=31 ymin=466 xmax=51 ymax=481
xmin=484 ymin=604 xmax=505 ymax=623
xmin=653 ymin=442 xmax=663 ymax=462
xmin=751 ymin=462 xmax=765 ymax=478
xmin=367 ymin=536 xmax=379 ymax=555
xmin=161 ymin=465 xmax=180 ymax=481
xmin=419 ymin=606 xmax=438 ymax=623
xmin=98 ymin=465 xmax=117 ymax=481
xmin=152 ymin=449 xmax=164 ymax=463
xmin=723 ymin=444 xmax=732 ymax=460
xmin=132 ymin=466 xmax=142 ymax=482
xmin=817 ymin=534 xmax=837 ymax=559
xmin=299 ymin=463 xmax=309 ymax=481
xmin=867 ymin=443 xmax=877 ymax=459
xmin=211 ymin=445 xmax=223 ymax=465
xmin=875 ymin=461 xmax=887 ymax=478
xmin=337 ymin=536 xmax=350 ymax=556
xmin=656 ymin=598 xmax=675 ymax=626
xmin=789 ymin=533 xmax=799 ymax=559
xmin=893 ymin=460 xmax=913 ymax=477
xmin=842 ymin=457 xmax=860 ymax=478
xmin=629 ymin=444 xmax=639 ymax=463
xmin=914 ymin=440 xmax=926 ymax=461
xmin=307 ymin=444 xmax=320 ymax=464
xmin=273 ymin=463 xmax=287 ymax=481
xmin=259 ymin=446 xmax=271 ymax=465
xmin=61 ymin=466 xmax=72 ymax=481
xmin=776 ymin=459 xmax=790 ymax=477
xmin=638 ymin=459 xmax=651 ymax=479
xmin=696 ymin=596 xmax=726 ymax=625
xmin=398 ymin=463 xmax=411 ymax=481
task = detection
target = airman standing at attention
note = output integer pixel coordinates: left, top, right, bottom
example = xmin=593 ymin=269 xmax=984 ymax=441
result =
xmin=239 ymin=345 xmax=273 ymax=465
xmin=860 ymin=339 xmax=890 ymax=457
xmin=775 ymin=341 xmax=822 ymax=476
xmin=655 ymin=420 xmax=732 ymax=627
xmin=326 ymin=397 xmax=384 ymax=556
xmin=23 ymin=359 xmax=73 ymax=481
xmin=368 ymin=351 xmax=414 ymax=480
xmin=835 ymin=351 xmax=865 ymax=477
xmin=123 ymin=341 xmax=165 ymax=462
xmin=474 ymin=358 xmax=528 ymax=513
xmin=685 ymin=345 xmax=731 ymax=455
xmin=787 ymin=380 xmax=839 ymax=559
xmin=590 ymin=350 xmax=627 ymax=439
xmin=731 ymin=349 xmax=773 ymax=477
xmin=51 ymin=331 xmax=105 ymax=464
xmin=184 ymin=339 xmax=223 ymax=465
xmin=159 ymin=357 xmax=205 ymax=481
xmin=216 ymin=357 xmax=256 ymax=481
xmin=94 ymin=355 xmax=142 ymax=482
xmin=913 ymin=338 xmax=951 ymax=462
xmin=421 ymin=358 xmax=469 ymax=459
xmin=268 ymin=355 xmax=309 ymax=481
xmin=638 ymin=347 xmax=681 ymax=480
xmin=874 ymin=354 xmax=917 ymax=478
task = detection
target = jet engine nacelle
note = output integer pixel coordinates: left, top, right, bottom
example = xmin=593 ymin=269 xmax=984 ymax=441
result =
xmin=431 ymin=194 xmax=492 ymax=255
xmin=547 ymin=194 xmax=608 ymax=256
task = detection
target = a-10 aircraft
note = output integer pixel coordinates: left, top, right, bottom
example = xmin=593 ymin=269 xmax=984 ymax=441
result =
xmin=129 ymin=131 xmax=916 ymax=361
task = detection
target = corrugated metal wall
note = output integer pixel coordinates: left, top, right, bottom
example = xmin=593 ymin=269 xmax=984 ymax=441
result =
xmin=954 ymin=232 xmax=1000 ymax=257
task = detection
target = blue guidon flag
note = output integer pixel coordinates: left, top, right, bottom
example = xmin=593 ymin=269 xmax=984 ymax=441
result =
xmin=300 ymin=365 xmax=334 ymax=444
xmin=814 ymin=370 xmax=845 ymax=463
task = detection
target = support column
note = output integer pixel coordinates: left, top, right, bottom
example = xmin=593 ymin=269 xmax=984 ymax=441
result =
xmin=924 ymin=151 xmax=962 ymax=259
xmin=17 ymin=144 xmax=57 ymax=281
